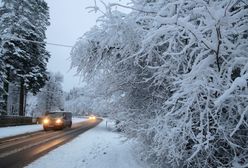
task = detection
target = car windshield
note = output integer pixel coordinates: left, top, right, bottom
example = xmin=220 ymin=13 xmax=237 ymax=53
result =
xmin=47 ymin=112 xmax=63 ymax=118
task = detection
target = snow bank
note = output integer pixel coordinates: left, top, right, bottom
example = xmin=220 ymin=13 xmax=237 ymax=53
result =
xmin=26 ymin=119 xmax=147 ymax=168
xmin=0 ymin=124 xmax=43 ymax=139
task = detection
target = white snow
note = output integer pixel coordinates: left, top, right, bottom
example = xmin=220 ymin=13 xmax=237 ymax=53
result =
xmin=0 ymin=124 xmax=43 ymax=139
xmin=71 ymin=117 xmax=88 ymax=124
xmin=215 ymin=75 xmax=248 ymax=105
xmin=26 ymin=119 xmax=147 ymax=168
xmin=0 ymin=117 xmax=87 ymax=139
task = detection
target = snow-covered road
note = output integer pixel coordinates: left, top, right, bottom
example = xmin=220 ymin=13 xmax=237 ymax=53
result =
xmin=26 ymin=119 xmax=147 ymax=168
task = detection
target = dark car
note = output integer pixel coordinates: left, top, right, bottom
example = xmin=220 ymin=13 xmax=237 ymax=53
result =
xmin=42 ymin=111 xmax=72 ymax=131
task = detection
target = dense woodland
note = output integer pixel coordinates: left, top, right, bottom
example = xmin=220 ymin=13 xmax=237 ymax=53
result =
xmin=71 ymin=0 xmax=248 ymax=167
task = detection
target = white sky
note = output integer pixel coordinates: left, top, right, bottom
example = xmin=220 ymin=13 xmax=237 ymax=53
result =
xmin=45 ymin=0 xmax=130 ymax=91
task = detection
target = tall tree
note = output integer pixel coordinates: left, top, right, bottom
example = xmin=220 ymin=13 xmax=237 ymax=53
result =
xmin=0 ymin=0 xmax=50 ymax=115
xmin=0 ymin=36 xmax=7 ymax=115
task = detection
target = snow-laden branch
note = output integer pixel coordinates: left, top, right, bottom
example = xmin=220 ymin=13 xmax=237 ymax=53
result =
xmin=71 ymin=0 xmax=248 ymax=167
xmin=230 ymin=106 xmax=247 ymax=137
xmin=109 ymin=3 xmax=156 ymax=14
xmin=215 ymin=74 xmax=248 ymax=105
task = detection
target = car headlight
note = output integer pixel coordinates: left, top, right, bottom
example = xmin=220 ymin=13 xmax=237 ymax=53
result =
xmin=89 ymin=116 xmax=96 ymax=120
xmin=43 ymin=118 xmax=49 ymax=124
xmin=56 ymin=119 xmax=62 ymax=124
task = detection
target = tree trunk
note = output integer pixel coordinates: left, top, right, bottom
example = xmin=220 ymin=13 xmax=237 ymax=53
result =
xmin=2 ymin=81 xmax=9 ymax=115
xmin=24 ymin=91 xmax=27 ymax=115
xmin=19 ymin=80 xmax=25 ymax=116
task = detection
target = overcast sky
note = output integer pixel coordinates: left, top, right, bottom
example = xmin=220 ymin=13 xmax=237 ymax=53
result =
xmin=45 ymin=0 xmax=130 ymax=91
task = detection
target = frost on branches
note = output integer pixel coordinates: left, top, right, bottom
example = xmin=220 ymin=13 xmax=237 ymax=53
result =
xmin=71 ymin=0 xmax=248 ymax=167
xmin=34 ymin=72 xmax=64 ymax=115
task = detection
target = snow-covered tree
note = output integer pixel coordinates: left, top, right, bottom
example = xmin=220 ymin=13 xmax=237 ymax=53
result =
xmin=71 ymin=0 xmax=248 ymax=167
xmin=0 ymin=0 xmax=3 ymax=92
xmin=35 ymin=72 xmax=64 ymax=116
xmin=0 ymin=36 xmax=7 ymax=115
xmin=0 ymin=0 xmax=50 ymax=115
xmin=64 ymin=87 xmax=93 ymax=116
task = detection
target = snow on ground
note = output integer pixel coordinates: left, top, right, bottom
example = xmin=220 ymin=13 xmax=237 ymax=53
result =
xmin=26 ymin=119 xmax=147 ymax=168
xmin=0 ymin=124 xmax=43 ymax=139
xmin=71 ymin=117 xmax=88 ymax=124
xmin=0 ymin=117 xmax=87 ymax=139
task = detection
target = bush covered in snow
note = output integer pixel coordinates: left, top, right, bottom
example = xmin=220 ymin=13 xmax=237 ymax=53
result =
xmin=71 ymin=0 xmax=248 ymax=167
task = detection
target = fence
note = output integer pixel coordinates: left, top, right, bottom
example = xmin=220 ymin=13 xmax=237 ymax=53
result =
xmin=0 ymin=115 xmax=35 ymax=127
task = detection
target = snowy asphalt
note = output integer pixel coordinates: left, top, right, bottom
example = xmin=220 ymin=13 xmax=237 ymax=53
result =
xmin=0 ymin=118 xmax=102 ymax=168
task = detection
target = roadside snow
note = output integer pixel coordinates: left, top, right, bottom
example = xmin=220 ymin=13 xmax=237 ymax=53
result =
xmin=26 ymin=119 xmax=147 ymax=168
xmin=0 ymin=124 xmax=43 ymax=139
xmin=71 ymin=117 xmax=88 ymax=124
xmin=0 ymin=117 xmax=87 ymax=139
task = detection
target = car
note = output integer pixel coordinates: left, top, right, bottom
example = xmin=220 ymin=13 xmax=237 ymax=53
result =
xmin=42 ymin=111 xmax=72 ymax=131
xmin=88 ymin=115 xmax=96 ymax=120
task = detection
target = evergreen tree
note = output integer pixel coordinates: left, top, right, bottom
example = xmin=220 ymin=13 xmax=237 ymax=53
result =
xmin=0 ymin=0 xmax=50 ymax=115
xmin=0 ymin=36 xmax=7 ymax=115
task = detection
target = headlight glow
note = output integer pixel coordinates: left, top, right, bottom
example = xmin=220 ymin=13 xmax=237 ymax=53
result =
xmin=43 ymin=118 xmax=49 ymax=124
xmin=89 ymin=116 xmax=96 ymax=120
xmin=56 ymin=119 xmax=62 ymax=124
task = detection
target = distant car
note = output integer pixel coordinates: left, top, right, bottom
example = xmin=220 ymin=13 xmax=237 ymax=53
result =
xmin=43 ymin=111 xmax=72 ymax=131
xmin=88 ymin=115 xmax=96 ymax=120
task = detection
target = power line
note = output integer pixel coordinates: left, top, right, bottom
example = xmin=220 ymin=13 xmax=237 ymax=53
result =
xmin=1 ymin=36 xmax=74 ymax=48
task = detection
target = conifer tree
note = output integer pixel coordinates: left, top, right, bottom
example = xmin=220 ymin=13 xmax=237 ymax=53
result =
xmin=0 ymin=0 xmax=50 ymax=115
